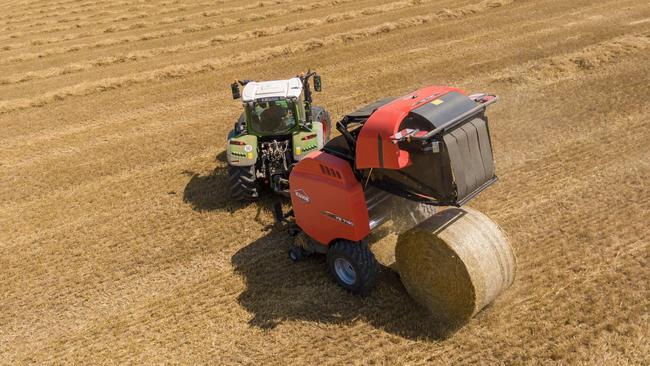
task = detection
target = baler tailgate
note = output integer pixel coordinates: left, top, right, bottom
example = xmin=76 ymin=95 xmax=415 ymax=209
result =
xmin=444 ymin=117 xmax=496 ymax=203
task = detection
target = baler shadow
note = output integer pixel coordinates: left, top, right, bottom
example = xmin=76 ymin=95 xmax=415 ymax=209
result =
xmin=232 ymin=229 xmax=463 ymax=341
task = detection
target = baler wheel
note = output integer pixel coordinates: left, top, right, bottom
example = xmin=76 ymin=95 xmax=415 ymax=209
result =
xmin=288 ymin=246 xmax=310 ymax=262
xmin=228 ymin=165 xmax=259 ymax=200
xmin=326 ymin=240 xmax=378 ymax=295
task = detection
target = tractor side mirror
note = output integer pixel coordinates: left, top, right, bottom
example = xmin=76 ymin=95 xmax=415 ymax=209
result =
xmin=313 ymin=74 xmax=322 ymax=92
xmin=231 ymin=82 xmax=241 ymax=99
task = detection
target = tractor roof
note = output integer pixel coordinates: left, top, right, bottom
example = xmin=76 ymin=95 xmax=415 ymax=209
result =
xmin=241 ymin=78 xmax=303 ymax=102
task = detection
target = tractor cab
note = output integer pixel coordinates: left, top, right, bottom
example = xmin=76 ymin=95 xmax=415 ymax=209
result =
xmin=246 ymin=99 xmax=298 ymax=135
xmin=239 ymin=78 xmax=306 ymax=136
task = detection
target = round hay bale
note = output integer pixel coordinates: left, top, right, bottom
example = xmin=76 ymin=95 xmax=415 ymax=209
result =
xmin=395 ymin=207 xmax=516 ymax=323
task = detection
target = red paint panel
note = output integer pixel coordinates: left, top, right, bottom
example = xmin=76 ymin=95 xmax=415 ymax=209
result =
xmin=355 ymin=85 xmax=466 ymax=169
xmin=289 ymin=151 xmax=369 ymax=245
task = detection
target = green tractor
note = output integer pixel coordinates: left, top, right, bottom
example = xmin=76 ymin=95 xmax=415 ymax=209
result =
xmin=227 ymin=71 xmax=331 ymax=200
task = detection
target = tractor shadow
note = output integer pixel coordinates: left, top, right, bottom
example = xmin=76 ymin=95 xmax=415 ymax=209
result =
xmin=182 ymin=150 xmax=273 ymax=214
xmin=232 ymin=228 xmax=464 ymax=341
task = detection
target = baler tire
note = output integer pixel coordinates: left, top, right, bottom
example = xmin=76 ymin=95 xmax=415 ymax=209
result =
xmin=327 ymin=240 xmax=378 ymax=296
xmin=288 ymin=246 xmax=310 ymax=262
xmin=228 ymin=165 xmax=259 ymax=200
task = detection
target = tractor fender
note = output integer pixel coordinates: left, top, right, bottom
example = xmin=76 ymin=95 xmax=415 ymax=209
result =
xmin=292 ymin=121 xmax=324 ymax=161
xmin=227 ymin=133 xmax=258 ymax=167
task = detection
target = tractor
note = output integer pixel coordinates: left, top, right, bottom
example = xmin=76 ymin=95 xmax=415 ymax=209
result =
xmin=276 ymin=85 xmax=516 ymax=323
xmin=227 ymin=71 xmax=331 ymax=200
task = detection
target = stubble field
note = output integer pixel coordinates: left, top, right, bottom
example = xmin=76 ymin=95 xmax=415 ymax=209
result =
xmin=1 ymin=0 xmax=649 ymax=364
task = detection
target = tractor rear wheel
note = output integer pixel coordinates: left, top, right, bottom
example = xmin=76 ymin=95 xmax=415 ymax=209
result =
xmin=228 ymin=165 xmax=259 ymax=200
xmin=326 ymin=239 xmax=378 ymax=295
xmin=320 ymin=110 xmax=332 ymax=143
xmin=312 ymin=106 xmax=332 ymax=143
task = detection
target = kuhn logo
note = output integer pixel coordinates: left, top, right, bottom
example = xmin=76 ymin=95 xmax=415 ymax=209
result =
xmin=294 ymin=189 xmax=310 ymax=203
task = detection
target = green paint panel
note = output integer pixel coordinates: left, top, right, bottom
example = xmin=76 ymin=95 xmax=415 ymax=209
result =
xmin=227 ymin=133 xmax=258 ymax=166
xmin=292 ymin=122 xmax=324 ymax=161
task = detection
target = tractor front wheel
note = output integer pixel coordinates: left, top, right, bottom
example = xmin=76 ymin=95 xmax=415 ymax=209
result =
xmin=326 ymin=239 xmax=378 ymax=295
xmin=228 ymin=165 xmax=259 ymax=200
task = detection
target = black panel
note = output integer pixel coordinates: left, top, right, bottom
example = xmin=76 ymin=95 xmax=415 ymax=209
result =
xmin=366 ymin=134 xmax=456 ymax=205
xmin=407 ymin=92 xmax=478 ymax=130
xmin=323 ymin=135 xmax=354 ymax=161
xmin=345 ymin=97 xmax=397 ymax=119
xmin=367 ymin=115 xmax=496 ymax=206
xmin=443 ymin=117 xmax=495 ymax=202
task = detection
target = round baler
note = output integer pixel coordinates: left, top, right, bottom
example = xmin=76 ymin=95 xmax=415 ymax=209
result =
xmin=282 ymin=86 xmax=516 ymax=323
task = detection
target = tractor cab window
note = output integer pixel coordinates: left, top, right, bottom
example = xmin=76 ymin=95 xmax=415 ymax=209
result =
xmin=248 ymin=99 xmax=297 ymax=134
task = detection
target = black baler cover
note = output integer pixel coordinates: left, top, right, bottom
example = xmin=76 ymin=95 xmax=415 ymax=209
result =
xmin=409 ymin=91 xmax=478 ymax=129
xmin=345 ymin=97 xmax=397 ymax=120
xmin=371 ymin=92 xmax=497 ymax=206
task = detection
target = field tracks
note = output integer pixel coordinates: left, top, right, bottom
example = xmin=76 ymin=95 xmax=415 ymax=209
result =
xmin=0 ymin=0 xmax=427 ymax=84
xmin=0 ymin=0 xmax=356 ymax=59
xmin=0 ymin=0 xmax=187 ymax=26
xmin=0 ymin=0 xmax=304 ymax=44
xmin=491 ymin=32 xmax=650 ymax=85
xmin=0 ymin=0 xmax=516 ymax=114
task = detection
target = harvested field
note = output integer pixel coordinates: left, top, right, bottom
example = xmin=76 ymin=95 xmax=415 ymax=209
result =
xmin=1 ymin=0 xmax=649 ymax=364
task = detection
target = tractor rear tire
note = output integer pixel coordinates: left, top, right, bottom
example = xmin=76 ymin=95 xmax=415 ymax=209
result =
xmin=321 ymin=110 xmax=332 ymax=143
xmin=312 ymin=106 xmax=332 ymax=143
xmin=228 ymin=165 xmax=259 ymax=200
xmin=326 ymin=239 xmax=379 ymax=295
